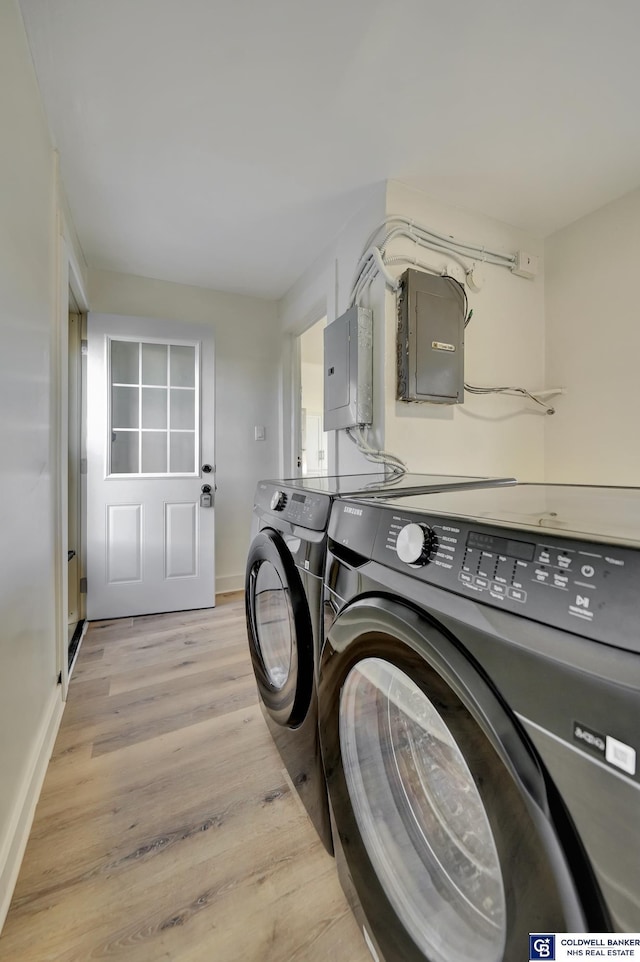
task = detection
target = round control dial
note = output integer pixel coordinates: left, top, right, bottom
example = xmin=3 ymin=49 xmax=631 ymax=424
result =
xmin=270 ymin=490 xmax=287 ymax=512
xmin=396 ymin=523 xmax=434 ymax=566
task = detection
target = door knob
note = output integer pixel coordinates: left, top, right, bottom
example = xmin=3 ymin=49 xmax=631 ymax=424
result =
xmin=202 ymin=464 xmax=213 ymax=473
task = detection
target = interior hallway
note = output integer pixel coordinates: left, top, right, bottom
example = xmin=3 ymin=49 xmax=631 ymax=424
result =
xmin=0 ymin=594 xmax=369 ymax=961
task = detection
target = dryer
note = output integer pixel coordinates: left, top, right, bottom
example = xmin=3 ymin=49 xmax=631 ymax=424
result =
xmin=320 ymin=484 xmax=640 ymax=961
xmin=244 ymin=473 xmax=515 ymax=853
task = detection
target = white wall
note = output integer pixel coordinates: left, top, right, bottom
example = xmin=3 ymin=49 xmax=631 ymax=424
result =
xmin=0 ymin=0 xmax=80 ymax=928
xmin=383 ymin=182 xmax=547 ymax=479
xmin=89 ymin=270 xmax=280 ymax=591
xmin=545 ymin=188 xmax=640 ymax=484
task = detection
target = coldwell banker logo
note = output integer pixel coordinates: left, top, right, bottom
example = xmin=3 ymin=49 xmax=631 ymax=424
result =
xmin=530 ymin=934 xmax=555 ymax=960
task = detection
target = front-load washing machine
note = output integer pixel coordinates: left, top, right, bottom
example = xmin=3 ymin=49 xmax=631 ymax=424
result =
xmin=319 ymin=484 xmax=640 ymax=961
xmin=244 ymin=473 xmax=515 ymax=853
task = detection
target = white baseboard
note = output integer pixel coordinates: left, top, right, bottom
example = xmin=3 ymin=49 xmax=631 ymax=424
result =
xmin=0 ymin=686 xmax=64 ymax=934
xmin=215 ymin=573 xmax=244 ymax=595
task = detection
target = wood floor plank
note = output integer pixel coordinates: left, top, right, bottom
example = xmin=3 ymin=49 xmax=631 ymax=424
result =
xmin=0 ymin=594 xmax=370 ymax=962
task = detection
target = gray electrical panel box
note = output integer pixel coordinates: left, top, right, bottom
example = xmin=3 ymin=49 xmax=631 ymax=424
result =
xmin=323 ymin=306 xmax=373 ymax=430
xmin=397 ymin=268 xmax=465 ymax=403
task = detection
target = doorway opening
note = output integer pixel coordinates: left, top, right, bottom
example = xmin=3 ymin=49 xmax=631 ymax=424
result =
xmin=299 ymin=317 xmax=328 ymax=476
xmin=67 ymin=294 xmax=86 ymax=672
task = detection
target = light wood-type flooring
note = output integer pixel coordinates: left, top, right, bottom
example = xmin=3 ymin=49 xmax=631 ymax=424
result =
xmin=0 ymin=593 xmax=371 ymax=962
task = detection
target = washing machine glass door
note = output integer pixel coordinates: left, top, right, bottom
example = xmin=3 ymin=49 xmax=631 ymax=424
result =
xmin=253 ymin=561 xmax=293 ymax=690
xmin=341 ymin=657 xmax=506 ymax=962
xmin=245 ymin=528 xmax=313 ymax=727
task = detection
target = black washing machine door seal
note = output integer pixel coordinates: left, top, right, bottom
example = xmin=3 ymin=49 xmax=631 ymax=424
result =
xmin=245 ymin=527 xmax=314 ymax=728
xmin=319 ymin=594 xmax=609 ymax=962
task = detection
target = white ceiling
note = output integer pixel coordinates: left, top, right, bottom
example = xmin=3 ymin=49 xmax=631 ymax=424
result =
xmin=18 ymin=0 xmax=640 ymax=300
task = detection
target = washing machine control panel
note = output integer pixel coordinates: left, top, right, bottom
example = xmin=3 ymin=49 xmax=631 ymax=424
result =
xmin=395 ymin=522 xmax=435 ymax=565
xmin=368 ymin=508 xmax=640 ymax=652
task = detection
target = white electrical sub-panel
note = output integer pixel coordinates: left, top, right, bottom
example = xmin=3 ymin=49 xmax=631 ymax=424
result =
xmin=323 ymin=306 xmax=372 ymax=431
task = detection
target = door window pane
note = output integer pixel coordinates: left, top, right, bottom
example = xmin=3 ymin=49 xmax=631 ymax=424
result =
xmin=170 ymin=345 xmax=196 ymax=387
xmin=170 ymin=432 xmax=195 ymax=473
xmin=254 ymin=562 xmax=293 ymax=689
xmin=112 ymin=386 xmax=139 ymax=429
xmin=170 ymin=388 xmax=195 ymax=430
xmin=109 ymin=338 xmax=198 ymax=475
xmin=142 ymin=387 xmax=167 ymax=429
xmin=142 ymin=343 xmax=168 ymax=386
xmin=111 ymin=431 xmax=139 ymax=474
xmin=111 ymin=340 xmax=139 ymax=384
xmin=340 ymin=658 xmax=506 ymax=962
xmin=141 ymin=431 xmax=167 ymax=473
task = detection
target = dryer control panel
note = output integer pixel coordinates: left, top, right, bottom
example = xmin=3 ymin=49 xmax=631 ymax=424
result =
xmin=329 ymin=499 xmax=640 ymax=652
xmin=255 ymin=481 xmax=332 ymax=531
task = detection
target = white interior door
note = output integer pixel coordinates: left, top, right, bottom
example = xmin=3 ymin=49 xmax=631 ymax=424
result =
xmin=304 ymin=413 xmax=326 ymax=475
xmin=87 ymin=314 xmax=215 ymax=620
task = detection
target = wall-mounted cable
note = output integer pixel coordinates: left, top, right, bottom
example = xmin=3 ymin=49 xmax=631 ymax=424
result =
xmin=464 ymin=382 xmax=560 ymax=415
xmin=362 ymin=217 xmax=516 ymax=269
xmin=346 ymin=425 xmax=407 ymax=477
xmin=462 ymin=311 xmax=563 ymax=414
xmin=349 ymin=215 xmax=519 ymax=307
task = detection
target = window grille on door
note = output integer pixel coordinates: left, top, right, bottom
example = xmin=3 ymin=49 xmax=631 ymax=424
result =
xmin=108 ymin=338 xmax=199 ymax=475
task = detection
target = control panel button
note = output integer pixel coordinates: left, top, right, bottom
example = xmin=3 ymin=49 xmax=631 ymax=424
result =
xmin=507 ymin=587 xmax=527 ymax=603
xmin=396 ymin=523 xmax=434 ymax=566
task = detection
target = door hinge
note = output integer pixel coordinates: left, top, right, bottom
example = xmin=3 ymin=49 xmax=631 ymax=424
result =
xmin=57 ymin=671 xmax=62 ymax=685
xmin=80 ymin=457 xmax=87 ymax=475
xmin=81 ymin=339 xmax=88 ymax=356
xmin=79 ymin=577 xmax=87 ymax=594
